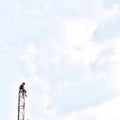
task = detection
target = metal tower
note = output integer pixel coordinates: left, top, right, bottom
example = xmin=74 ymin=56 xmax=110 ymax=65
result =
xmin=18 ymin=83 xmax=27 ymax=120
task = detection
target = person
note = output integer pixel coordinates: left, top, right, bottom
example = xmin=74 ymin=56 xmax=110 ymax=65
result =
xmin=19 ymin=82 xmax=27 ymax=97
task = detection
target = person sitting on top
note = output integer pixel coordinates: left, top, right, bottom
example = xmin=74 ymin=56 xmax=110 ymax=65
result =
xmin=19 ymin=82 xmax=27 ymax=97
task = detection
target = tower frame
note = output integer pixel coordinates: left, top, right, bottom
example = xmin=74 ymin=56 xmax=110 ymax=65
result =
xmin=18 ymin=90 xmax=26 ymax=120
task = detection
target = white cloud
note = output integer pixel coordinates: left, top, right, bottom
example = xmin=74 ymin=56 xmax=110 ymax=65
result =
xmin=107 ymin=38 xmax=120 ymax=90
xmin=56 ymin=18 xmax=101 ymax=65
xmin=60 ymin=96 xmax=120 ymax=120
xmin=104 ymin=3 xmax=120 ymax=19
xmin=21 ymin=43 xmax=39 ymax=84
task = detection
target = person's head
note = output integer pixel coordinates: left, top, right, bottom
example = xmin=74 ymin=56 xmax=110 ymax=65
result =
xmin=23 ymin=82 xmax=25 ymax=85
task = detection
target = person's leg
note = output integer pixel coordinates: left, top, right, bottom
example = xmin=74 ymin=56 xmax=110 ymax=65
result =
xmin=24 ymin=90 xmax=27 ymax=97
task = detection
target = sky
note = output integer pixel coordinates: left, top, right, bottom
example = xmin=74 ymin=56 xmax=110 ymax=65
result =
xmin=0 ymin=0 xmax=120 ymax=120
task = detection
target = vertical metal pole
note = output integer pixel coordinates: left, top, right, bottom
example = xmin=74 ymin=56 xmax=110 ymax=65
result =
xmin=18 ymin=91 xmax=20 ymax=120
xmin=18 ymin=91 xmax=26 ymax=120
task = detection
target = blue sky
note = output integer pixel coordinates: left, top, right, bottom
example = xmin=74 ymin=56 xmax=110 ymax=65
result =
xmin=0 ymin=0 xmax=120 ymax=120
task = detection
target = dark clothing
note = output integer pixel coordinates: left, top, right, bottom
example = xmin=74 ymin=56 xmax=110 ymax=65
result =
xmin=19 ymin=83 xmax=27 ymax=97
xmin=19 ymin=84 xmax=25 ymax=91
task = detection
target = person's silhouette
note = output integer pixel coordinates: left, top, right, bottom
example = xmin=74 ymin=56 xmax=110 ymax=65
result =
xmin=19 ymin=82 xmax=27 ymax=97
